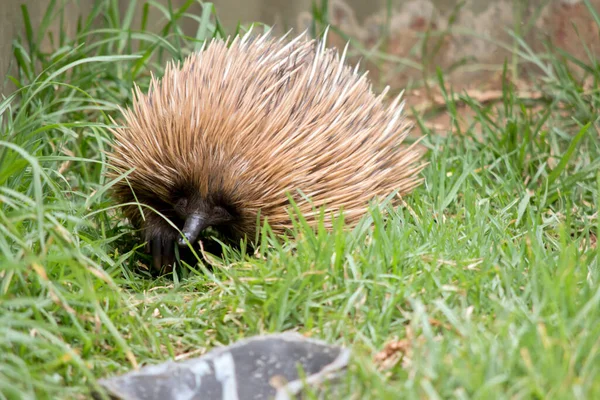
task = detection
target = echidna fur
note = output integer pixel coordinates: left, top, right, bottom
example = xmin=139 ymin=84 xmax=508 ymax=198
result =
xmin=107 ymin=28 xmax=425 ymax=274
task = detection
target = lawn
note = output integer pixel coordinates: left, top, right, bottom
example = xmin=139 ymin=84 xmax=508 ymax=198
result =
xmin=1 ymin=1 xmax=600 ymax=399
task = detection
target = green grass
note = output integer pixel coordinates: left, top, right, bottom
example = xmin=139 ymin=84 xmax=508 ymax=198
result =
xmin=1 ymin=1 xmax=600 ymax=399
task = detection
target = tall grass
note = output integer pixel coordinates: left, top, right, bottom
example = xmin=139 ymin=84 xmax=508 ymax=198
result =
xmin=1 ymin=0 xmax=600 ymax=399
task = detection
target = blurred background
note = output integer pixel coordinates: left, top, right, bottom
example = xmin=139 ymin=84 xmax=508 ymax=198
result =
xmin=2 ymin=0 xmax=599 ymax=94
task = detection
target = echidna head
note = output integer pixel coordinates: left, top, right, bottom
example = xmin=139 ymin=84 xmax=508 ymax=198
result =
xmin=130 ymin=180 xmax=242 ymax=273
xmin=171 ymin=193 xmax=235 ymax=247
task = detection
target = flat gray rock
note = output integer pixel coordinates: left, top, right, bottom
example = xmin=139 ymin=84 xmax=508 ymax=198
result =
xmin=94 ymin=332 xmax=350 ymax=400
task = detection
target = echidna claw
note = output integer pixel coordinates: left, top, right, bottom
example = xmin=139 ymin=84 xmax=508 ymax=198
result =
xmin=152 ymin=238 xmax=162 ymax=272
xmin=151 ymin=237 xmax=175 ymax=273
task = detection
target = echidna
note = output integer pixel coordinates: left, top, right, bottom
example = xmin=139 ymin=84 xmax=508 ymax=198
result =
xmin=107 ymin=30 xmax=424 ymax=273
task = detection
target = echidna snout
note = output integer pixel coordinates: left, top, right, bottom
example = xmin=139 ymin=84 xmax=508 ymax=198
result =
xmin=178 ymin=213 xmax=207 ymax=247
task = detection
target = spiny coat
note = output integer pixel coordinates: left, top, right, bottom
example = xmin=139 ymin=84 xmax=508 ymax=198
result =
xmin=107 ymin=30 xmax=425 ymax=273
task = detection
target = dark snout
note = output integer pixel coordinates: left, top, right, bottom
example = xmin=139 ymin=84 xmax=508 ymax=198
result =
xmin=178 ymin=213 xmax=209 ymax=247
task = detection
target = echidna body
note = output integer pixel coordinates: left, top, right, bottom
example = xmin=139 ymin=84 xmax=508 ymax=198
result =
xmin=108 ymin=30 xmax=424 ymax=272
